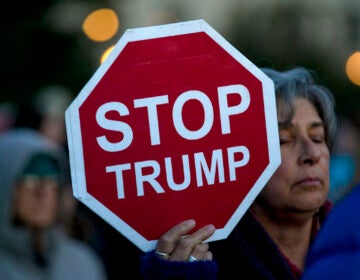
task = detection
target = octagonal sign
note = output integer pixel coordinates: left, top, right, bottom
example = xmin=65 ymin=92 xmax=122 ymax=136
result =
xmin=65 ymin=19 xmax=280 ymax=252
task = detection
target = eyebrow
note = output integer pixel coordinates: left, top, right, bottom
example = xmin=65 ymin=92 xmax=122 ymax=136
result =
xmin=278 ymin=120 xmax=324 ymax=130
xmin=310 ymin=121 xmax=325 ymax=129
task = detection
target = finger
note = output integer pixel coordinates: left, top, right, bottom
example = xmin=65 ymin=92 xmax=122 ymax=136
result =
xmin=187 ymin=244 xmax=213 ymax=261
xmin=186 ymin=243 xmax=209 ymax=261
xmin=203 ymin=251 xmax=213 ymax=261
xmin=154 ymin=250 xmax=171 ymax=260
xmin=190 ymin=243 xmax=209 ymax=260
xmin=170 ymin=224 xmax=215 ymax=261
xmin=156 ymin=219 xmax=196 ymax=255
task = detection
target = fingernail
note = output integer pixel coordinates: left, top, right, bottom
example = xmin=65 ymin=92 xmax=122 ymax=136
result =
xmin=184 ymin=219 xmax=196 ymax=227
xmin=204 ymin=224 xmax=215 ymax=233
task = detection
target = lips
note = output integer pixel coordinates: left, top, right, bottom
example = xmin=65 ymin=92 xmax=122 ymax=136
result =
xmin=294 ymin=177 xmax=322 ymax=188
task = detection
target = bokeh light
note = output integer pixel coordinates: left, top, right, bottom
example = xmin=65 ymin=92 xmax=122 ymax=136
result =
xmin=100 ymin=45 xmax=115 ymax=64
xmin=82 ymin=8 xmax=119 ymax=42
xmin=345 ymin=51 xmax=360 ymax=86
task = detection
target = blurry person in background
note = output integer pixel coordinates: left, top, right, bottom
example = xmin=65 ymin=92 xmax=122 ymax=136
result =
xmin=12 ymin=85 xmax=103 ymax=252
xmin=0 ymin=102 xmax=16 ymax=134
xmin=23 ymin=85 xmax=145 ymax=279
xmin=302 ymin=181 xmax=360 ymax=280
xmin=0 ymin=127 xmax=107 ymax=280
xmin=13 ymin=84 xmax=73 ymax=148
xmin=328 ymin=116 xmax=360 ymax=202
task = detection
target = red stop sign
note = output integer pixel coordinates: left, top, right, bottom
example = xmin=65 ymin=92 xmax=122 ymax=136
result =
xmin=65 ymin=19 xmax=280 ymax=252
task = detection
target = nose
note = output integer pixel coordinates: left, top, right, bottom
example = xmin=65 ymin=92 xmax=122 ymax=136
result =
xmin=298 ymin=138 xmax=321 ymax=165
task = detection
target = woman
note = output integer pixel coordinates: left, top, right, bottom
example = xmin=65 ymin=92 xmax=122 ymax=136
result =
xmin=0 ymin=128 xmax=107 ymax=280
xmin=140 ymin=67 xmax=337 ymax=280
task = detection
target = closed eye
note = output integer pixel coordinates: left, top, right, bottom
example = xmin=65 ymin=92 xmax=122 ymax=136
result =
xmin=279 ymin=137 xmax=292 ymax=145
xmin=311 ymin=135 xmax=325 ymax=143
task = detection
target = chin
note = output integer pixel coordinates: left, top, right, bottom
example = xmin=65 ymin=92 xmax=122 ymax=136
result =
xmin=298 ymin=193 xmax=328 ymax=211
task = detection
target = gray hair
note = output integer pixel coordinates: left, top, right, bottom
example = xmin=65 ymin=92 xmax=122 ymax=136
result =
xmin=261 ymin=67 xmax=337 ymax=150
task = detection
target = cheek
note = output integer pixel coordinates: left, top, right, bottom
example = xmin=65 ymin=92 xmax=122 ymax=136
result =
xmin=259 ymin=162 xmax=291 ymax=202
xmin=321 ymin=161 xmax=330 ymax=191
xmin=14 ymin=191 xmax=59 ymax=227
xmin=267 ymin=160 xmax=290 ymax=187
xmin=318 ymin=148 xmax=330 ymax=190
xmin=14 ymin=193 xmax=30 ymax=218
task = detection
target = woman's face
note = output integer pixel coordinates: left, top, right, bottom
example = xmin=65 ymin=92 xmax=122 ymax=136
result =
xmin=14 ymin=176 xmax=59 ymax=229
xmin=256 ymin=98 xmax=330 ymax=216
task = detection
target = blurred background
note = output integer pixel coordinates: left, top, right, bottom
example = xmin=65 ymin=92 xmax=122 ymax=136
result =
xmin=2 ymin=0 xmax=360 ymax=199
xmin=2 ymin=0 xmax=360 ymax=115
xmin=1 ymin=0 xmax=360 ymax=278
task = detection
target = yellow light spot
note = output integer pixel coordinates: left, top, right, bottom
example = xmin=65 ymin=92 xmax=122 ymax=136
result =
xmin=345 ymin=51 xmax=360 ymax=86
xmin=100 ymin=46 xmax=115 ymax=64
xmin=83 ymin=9 xmax=119 ymax=42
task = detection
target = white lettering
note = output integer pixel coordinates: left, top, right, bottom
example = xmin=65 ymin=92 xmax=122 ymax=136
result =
xmin=96 ymin=84 xmax=250 ymax=151
xmin=135 ymin=160 xmax=165 ymax=196
xmin=106 ymin=146 xmax=249 ymax=198
xmin=134 ymin=95 xmax=169 ymax=146
xmin=106 ymin=164 xmax=131 ymax=199
xmin=227 ymin=146 xmax=250 ymax=181
xmin=218 ymin=85 xmax=250 ymax=134
xmin=96 ymin=102 xmax=133 ymax=152
xmin=165 ymin=155 xmax=191 ymax=191
xmin=194 ymin=149 xmax=225 ymax=187
xmin=173 ymin=90 xmax=214 ymax=140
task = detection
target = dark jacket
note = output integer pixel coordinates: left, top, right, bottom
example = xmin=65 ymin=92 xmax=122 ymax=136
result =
xmin=141 ymin=202 xmax=331 ymax=280
xmin=302 ymin=183 xmax=360 ymax=280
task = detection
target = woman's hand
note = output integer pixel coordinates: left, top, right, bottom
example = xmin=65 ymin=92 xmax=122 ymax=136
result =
xmin=154 ymin=219 xmax=216 ymax=262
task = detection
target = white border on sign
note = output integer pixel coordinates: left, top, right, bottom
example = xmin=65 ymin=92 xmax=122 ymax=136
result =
xmin=65 ymin=19 xmax=280 ymax=252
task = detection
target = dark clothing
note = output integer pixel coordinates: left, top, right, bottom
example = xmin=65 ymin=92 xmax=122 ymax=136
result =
xmin=302 ymin=183 xmax=360 ymax=280
xmin=141 ymin=202 xmax=331 ymax=280
xmin=141 ymin=251 xmax=218 ymax=280
xmin=211 ymin=211 xmax=297 ymax=279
